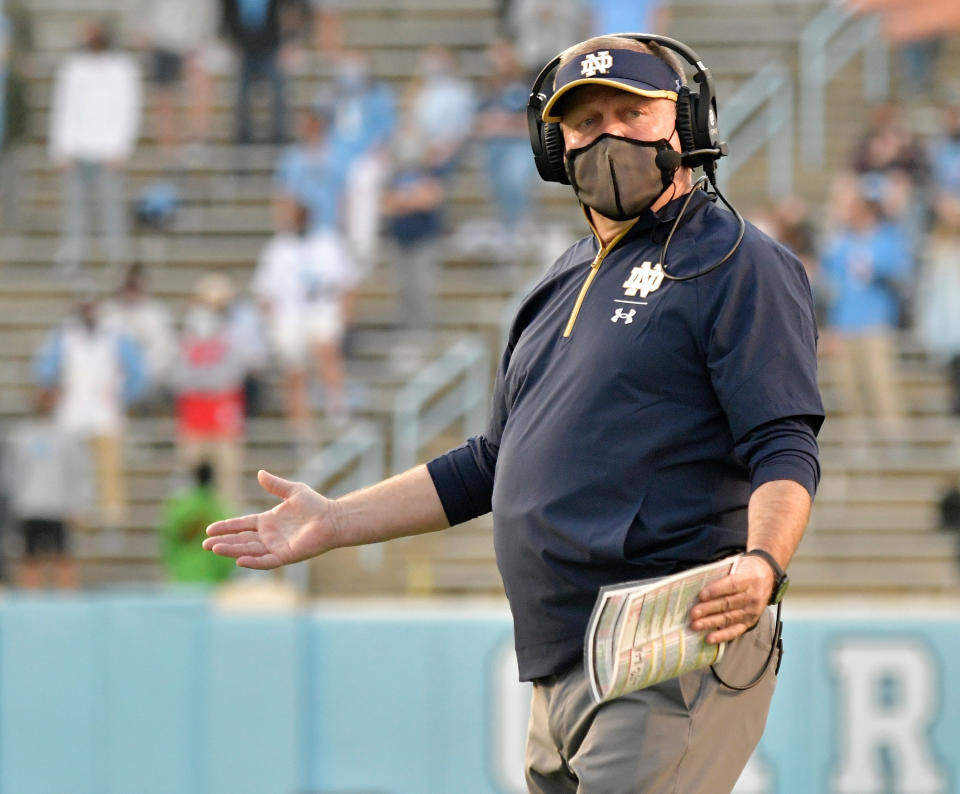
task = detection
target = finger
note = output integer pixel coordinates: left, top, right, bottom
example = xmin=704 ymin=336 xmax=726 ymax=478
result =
xmin=706 ymin=623 xmax=749 ymax=644
xmin=692 ymin=604 xmax=753 ymax=631
xmin=202 ymin=530 xmax=261 ymax=551
xmin=236 ymin=553 xmax=283 ymax=570
xmin=207 ymin=539 xmax=268 ymax=559
xmin=258 ymin=469 xmax=299 ymax=499
xmin=206 ymin=514 xmax=261 ymax=536
xmin=698 ymin=574 xmax=742 ymax=602
xmin=691 ymin=591 xmax=749 ymax=620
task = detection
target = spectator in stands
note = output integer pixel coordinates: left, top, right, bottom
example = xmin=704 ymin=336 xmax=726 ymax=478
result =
xmin=821 ymin=183 xmax=913 ymax=435
xmin=404 ymin=46 xmax=476 ymax=176
xmin=590 ymin=0 xmax=671 ymax=36
xmin=937 ymin=476 xmax=960 ymax=533
xmin=308 ymin=0 xmax=342 ymax=51
xmin=849 ymin=104 xmax=929 ymax=247
xmin=915 ymin=102 xmax=960 ymax=413
xmin=34 ymin=293 xmax=145 ymax=537
xmin=328 ymin=51 xmax=396 ymax=280
xmin=227 ymin=286 xmax=271 ymax=418
xmin=219 ymin=0 xmax=310 ymax=145
xmin=48 ymin=19 xmax=142 ymax=272
xmin=0 ymin=0 xmax=32 ymax=233
xmin=2 ymin=388 xmax=92 ymax=589
xmin=476 ymin=39 xmax=538 ymax=261
xmin=253 ymin=197 xmax=355 ymax=450
xmin=159 ymin=460 xmax=235 ymax=583
xmin=133 ymin=0 xmax=218 ymax=163
xmin=275 ymin=100 xmax=349 ymax=234
xmin=382 ymin=135 xmax=446 ymax=335
xmin=172 ymin=274 xmax=248 ymax=508
xmin=501 ymin=0 xmax=588 ymax=77
xmin=929 ymin=102 xmax=960 ymax=229
xmin=101 ymin=263 xmax=177 ymax=414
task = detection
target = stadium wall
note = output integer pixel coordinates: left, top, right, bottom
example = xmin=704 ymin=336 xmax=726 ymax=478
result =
xmin=0 ymin=592 xmax=957 ymax=793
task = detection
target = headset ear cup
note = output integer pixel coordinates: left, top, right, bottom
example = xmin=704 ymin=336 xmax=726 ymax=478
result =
xmin=542 ymin=122 xmax=568 ymax=185
xmin=675 ymin=86 xmax=697 ymax=155
xmin=694 ymin=84 xmax=717 ymax=151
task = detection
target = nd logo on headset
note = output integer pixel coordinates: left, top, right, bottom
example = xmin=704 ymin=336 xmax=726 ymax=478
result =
xmin=526 ymin=33 xmax=728 ymax=185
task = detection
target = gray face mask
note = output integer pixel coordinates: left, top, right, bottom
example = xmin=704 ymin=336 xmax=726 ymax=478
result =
xmin=564 ymin=133 xmax=677 ymax=221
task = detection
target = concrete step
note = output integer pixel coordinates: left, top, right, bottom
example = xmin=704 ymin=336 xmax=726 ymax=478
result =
xmin=787 ymin=558 xmax=960 ymax=594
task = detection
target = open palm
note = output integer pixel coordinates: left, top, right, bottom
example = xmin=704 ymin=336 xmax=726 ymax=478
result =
xmin=203 ymin=470 xmax=339 ymax=569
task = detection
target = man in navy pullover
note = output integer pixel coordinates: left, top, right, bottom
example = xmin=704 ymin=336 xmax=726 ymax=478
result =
xmin=205 ymin=33 xmax=823 ymax=793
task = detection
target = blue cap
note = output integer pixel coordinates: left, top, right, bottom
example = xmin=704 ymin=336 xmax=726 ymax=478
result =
xmin=542 ymin=49 xmax=681 ymax=123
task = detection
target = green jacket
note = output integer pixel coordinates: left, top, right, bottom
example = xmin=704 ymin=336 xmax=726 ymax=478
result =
xmin=160 ymin=485 xmax=235 ymax=583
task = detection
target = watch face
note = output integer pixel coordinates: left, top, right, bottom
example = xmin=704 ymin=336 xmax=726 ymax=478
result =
xmin=772 ymin=576 xmax=789 ymax=605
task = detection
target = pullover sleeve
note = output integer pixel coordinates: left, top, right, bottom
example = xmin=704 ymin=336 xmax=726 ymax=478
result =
xmin=734 ymin=415 xmax=821 ymax=498
xmin=426 ymin=436 xmax=498 ymax=526
xmin=700 ymin=229 xmax=825 ymax=443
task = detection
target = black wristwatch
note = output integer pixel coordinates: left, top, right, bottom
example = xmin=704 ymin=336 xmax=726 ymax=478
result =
xmin=743 ymin=548 xmax=790 ymax=605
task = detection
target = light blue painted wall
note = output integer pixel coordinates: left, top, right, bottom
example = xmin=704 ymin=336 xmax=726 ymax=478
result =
xmin=0 ymin=592 xmax=957 ymax=794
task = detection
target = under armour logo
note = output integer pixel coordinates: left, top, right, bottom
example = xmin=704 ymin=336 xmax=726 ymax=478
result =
xmin=580 ymin=51 xmax=614 ymax=78
xmin=611 ymin=308 xmax=635 ymax=324
xmin=622 ymin=262 xmax=664 ymax=298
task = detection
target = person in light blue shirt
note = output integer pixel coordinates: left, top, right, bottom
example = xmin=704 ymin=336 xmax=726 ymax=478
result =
xmin=274 ymin=101 xmax=349 ymax=233
xmin=822 ymin=188 xmax=913 ymax=432
xmin=327 ymin=52 xmax=396 ymax=275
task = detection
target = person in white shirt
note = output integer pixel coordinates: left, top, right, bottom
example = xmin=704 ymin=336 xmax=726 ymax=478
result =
xmin=2 ymin=389 xmax=93 ymax=589
xmin=252 ymin=197 xmax=357 ymax=451
xmin=34 ymin=295 xmax=146 ymax=534
xmin=100 ymin=263 xmax=177 ymax=413
xmin=48 ymin=20 xmax=142 ymax=271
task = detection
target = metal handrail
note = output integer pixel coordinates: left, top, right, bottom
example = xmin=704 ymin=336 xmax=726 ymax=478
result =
xmin=800 ymin=2 xmax=888 ymax=166
xmin=391 ymin=335 xmax=491 ymax=474
xmin=283 ymin=421 xmax=387 ymax=590
xmin=719 ymin=60 xmax=795 ymax=198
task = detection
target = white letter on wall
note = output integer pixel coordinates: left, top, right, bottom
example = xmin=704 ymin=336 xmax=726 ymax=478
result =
xmin=491 ymin=641 xmax=533 ymax=794
xmin=733 ymin=751 xmax=772 ymax=794
xmin=830 ymin=639 xmax=947 ymax=794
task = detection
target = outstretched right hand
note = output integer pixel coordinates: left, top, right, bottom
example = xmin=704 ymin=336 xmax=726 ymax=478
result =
xmin=203 ymin=470 xmax=340 ymax=569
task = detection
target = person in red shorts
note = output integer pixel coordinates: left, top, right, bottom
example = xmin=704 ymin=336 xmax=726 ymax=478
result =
xmin=172 ymin=274 xmax=247 ymax=509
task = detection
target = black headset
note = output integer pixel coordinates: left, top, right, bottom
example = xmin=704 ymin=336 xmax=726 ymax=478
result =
xmin=526 ymin=33 xmax=728 ymax=185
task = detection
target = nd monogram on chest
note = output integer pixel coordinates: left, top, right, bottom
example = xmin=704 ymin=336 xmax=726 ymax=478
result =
xmin=611 ymin=261 xmax=664 ymax=325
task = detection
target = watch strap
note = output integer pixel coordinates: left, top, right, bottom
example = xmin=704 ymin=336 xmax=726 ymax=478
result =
xmin=743 ymin=548 xmax=789 ymax=605
xmin=743 ymin=548 xmax=785 ymax=579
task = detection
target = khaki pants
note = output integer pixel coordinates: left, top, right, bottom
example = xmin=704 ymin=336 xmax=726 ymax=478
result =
xmin=828 ymin=332 xmax=902 ymax=433
xmin=90 ymin=434 xmax=126 ymax=528
xmin=525 ymin=609 xmax=777 ymax=794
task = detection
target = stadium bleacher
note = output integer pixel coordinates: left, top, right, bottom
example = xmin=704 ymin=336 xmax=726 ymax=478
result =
xmin=3 ymin=0 xmax=959 ymax=596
